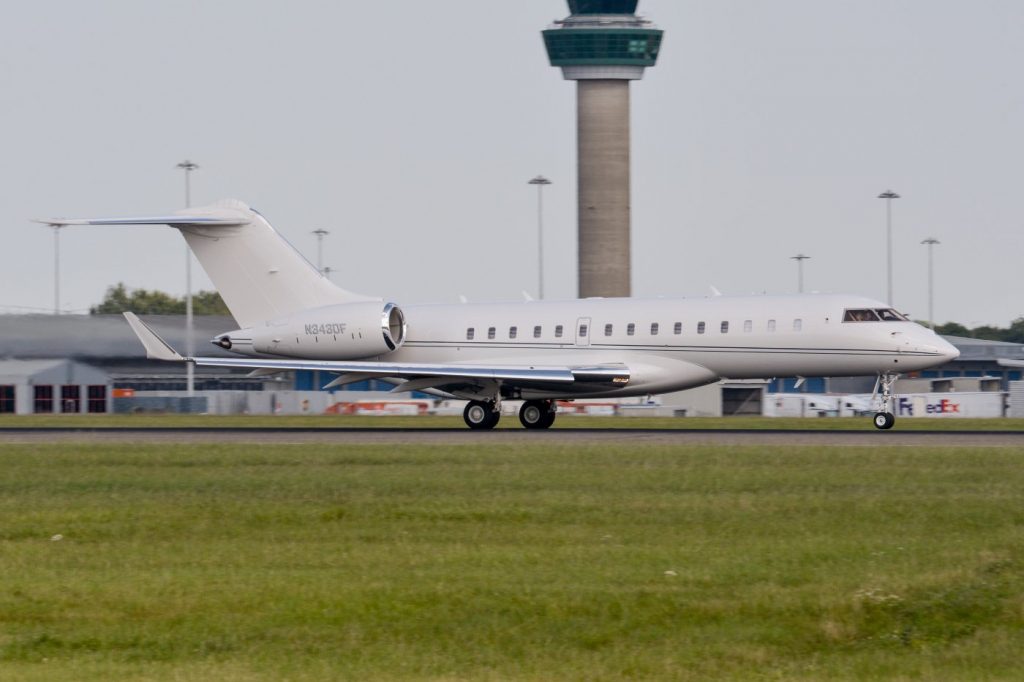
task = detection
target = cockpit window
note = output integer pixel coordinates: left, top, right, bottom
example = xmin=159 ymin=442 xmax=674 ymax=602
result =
xmin=843 ymin=308 xmax=907 ymax=322
xmin=876 ymin=308 xmax=907 ymax=321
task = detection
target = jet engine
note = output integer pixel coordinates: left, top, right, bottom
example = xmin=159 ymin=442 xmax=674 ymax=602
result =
xmin=214 ymin=302 xmax=406 ymax=360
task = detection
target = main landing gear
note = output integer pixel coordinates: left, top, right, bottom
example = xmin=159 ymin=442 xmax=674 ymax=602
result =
xmin=518 ymin=400 xmax=557 ymax=430
xmin=463 ymin=400 xmax=501 ymax=430
xmin=461 ymin=400 xmax=558 ymax=430
xmin=872 ymin=372 xmax=899 ymax=430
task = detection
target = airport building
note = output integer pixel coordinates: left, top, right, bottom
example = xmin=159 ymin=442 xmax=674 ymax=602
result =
xmin=0 ymin=359 xmax=110 ymax=415
xmin=543 ymin=0 xmax=663 ymax=298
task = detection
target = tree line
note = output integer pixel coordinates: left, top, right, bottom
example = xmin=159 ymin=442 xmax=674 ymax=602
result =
xmin=931 ymin=318 xmax=1024 ymax=345
xmin=90 ymin=283 xmax=230 ymax=316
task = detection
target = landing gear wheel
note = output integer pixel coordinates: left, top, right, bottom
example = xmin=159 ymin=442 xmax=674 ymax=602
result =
xmin=464 ymin=401 xmax=500 ymax=430
xmin=873 ymin=412 xmax=896 ymax=430
xmin=519 ymin=400 xmax=556 ymax=430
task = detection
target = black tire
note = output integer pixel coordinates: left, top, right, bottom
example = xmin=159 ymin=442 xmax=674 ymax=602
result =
xmin=872 ymin=412 xmax=895 ymax=430
xmin=519 ymin=400 xmax=555 ymax=430
xmin=539 ymin=409 xmax=557 ymax=429
xmin=464 ymin=401 xmax=500 ymax=430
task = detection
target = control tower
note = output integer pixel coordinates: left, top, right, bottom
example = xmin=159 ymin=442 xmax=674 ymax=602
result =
xmin=543 ymin=0 xmax=662 ymax=298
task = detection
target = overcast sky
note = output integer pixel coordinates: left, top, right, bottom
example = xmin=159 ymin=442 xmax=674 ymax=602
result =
xmin=1 ymin=0 xmax=1021 ymax=325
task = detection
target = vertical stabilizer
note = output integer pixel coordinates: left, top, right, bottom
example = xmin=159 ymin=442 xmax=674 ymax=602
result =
xmin=176 ymin=201 xmax=374 ymax=326
xmin=39 ymin=199 xmax=375 ymax=327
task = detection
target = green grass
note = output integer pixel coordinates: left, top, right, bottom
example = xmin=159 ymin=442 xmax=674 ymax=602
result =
xmin=2 ymin=413 xmax=1024 ymax=430
xmin=2 ymin=442 xmax=1024 ymax=680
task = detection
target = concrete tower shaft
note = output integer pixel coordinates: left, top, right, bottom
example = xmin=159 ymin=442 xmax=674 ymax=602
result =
xmin=577 ymin=80 xmax=631 ymax=297
xmin=542 ymin=1 xmax=662 ymax=298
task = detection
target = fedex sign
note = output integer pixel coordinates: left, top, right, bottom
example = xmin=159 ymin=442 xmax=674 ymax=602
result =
xmin=897 ymin=397 xmax=961 ymax=416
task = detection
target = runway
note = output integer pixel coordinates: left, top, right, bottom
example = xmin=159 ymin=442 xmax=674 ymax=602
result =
xmin=2 ymin=427 xmax=1023 ymax=447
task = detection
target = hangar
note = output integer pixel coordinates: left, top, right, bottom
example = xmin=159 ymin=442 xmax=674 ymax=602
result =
xmin=0 ymin=358 xmax=109 ymax=415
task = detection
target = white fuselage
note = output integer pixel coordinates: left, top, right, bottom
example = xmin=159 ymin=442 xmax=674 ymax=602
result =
xmin=223 ymin=293 xmax=958 ymax=400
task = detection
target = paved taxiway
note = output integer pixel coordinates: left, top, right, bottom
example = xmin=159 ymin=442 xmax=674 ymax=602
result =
xmin=2 ymin=428 xmax=1023 ymax=447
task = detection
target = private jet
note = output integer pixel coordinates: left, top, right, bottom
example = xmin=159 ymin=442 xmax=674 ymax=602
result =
xmin=41 ymin=200 xmax=959 ymax=430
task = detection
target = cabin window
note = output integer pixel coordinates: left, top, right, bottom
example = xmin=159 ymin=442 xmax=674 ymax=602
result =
xmin=650 ymin=323 xmax=659 ymax=336
xmin=697 ymin=321 xmax=706 ymax=334
xmin=466 ymin=327 xmax=475 ymax=340
xmin=509 ymin=326 xmax=518 ymax=339
xmin=793 ymin=319 xmax=803 ymax=332
xmin=743 ymin=320 xmax=752 ymax=333
xmin=627 ymin=323 xmax=636 ymax=336
xmin=674 ymin=322 xmax=682 ymax=335
xmin=720 ymin=321 xmax=729 ymax=334
xmin=604 ymin=323 xmax=613 ymax=336
xmin=578 ymin=324 xmax=588 ymax=337
xmin=533 ymin=325 xmax=542 ymax=338
xmin=555 ymin=325 xmax=564 ymax=338
xmin=767 ymin=319 xmax=776 ymax=332
xmin=488 ymin=327 xmax=496 ymax=340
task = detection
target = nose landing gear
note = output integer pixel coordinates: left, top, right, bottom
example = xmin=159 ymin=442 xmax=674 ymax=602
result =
xmin=872 ymin=372 xmax=899 ymax=430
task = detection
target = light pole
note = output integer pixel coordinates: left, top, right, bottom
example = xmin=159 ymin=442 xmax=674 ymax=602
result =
xmin=878 ymin=190 xmax=900 ymax=305
xmin=528 ymin=175 xmax=551 ymax=299
xmin=48 ymin=224 xmax=63 ymax=314
xmin=921 ymin=237 xmax=940 ymax=329
xmin=790 ymin=254 xmax=810 ymax=293
xmin=312 ymin=229 xmax=329 ymax=274
xmin=176 ymin=160 xmax=199 ymax=397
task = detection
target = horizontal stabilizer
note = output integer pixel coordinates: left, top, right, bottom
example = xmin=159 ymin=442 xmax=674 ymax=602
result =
xmin=37 ymin=215 xmax=247 ymax=227
xmin=123 ymin=313 xmax=185 ymax=362
xmin=36 ymin=199 xmax=253 ymax=228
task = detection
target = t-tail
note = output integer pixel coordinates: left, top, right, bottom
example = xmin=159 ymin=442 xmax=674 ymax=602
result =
xmin=38 ymin=199 xmax=375 ymax=327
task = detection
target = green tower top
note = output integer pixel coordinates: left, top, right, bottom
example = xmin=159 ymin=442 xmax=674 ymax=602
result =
xmin=568 ymin=0 xmax=638 ymax=14
xmin=543 ymin=0 xmax=662 ymax=79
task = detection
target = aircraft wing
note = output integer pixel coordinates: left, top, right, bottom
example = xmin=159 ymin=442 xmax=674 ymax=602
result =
xmin=123 ymin=313 xmax=630 ymax=392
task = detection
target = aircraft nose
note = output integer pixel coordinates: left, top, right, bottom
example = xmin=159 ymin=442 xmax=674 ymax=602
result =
xmin=937 ymin=338 xmax=960 ymax=362
xmin=914 ymin=338 xmax=959 ymax=362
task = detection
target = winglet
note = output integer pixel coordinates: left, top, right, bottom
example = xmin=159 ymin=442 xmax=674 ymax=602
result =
xmin=123 ymin=312 xmax=186 ymax=362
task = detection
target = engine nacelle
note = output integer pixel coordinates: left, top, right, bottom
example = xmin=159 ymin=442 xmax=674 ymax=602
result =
xmin=213 ymin=302 xmax=406 ymax=360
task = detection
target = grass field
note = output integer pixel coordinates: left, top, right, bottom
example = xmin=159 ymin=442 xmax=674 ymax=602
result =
xmin=3 ymin=413 xmax=1024 ymax=431
xmin=2 ymin=441 xmax=1024 ymax=680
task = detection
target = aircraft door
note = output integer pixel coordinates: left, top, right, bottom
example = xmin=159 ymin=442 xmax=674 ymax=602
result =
xmin=575 ymin=317 xmax=592 ymax=347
